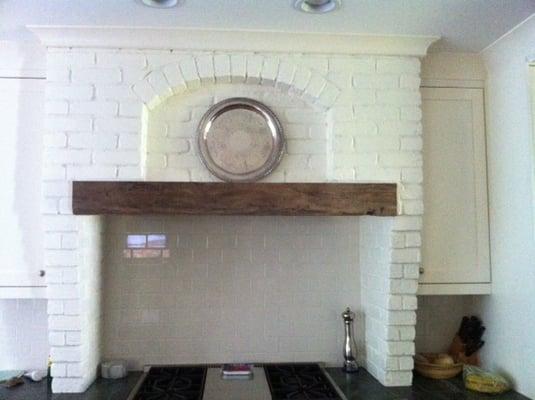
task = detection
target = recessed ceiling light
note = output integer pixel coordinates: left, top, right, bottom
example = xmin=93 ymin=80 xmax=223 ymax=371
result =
xmin=139 ymin=0 xmax=179 ymax=8
xmin=294 ymin=0 xmax=341 ymax=14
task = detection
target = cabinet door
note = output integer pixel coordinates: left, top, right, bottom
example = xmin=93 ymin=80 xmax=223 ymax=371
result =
xmin=0 ymin=79 xmax=46 ymax=292
xmin=420 ymin=87 xmax=490 ymax=287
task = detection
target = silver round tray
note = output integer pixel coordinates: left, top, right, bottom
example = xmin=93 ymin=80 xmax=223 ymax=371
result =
xmin=197 ymin=98 xmax=285 ymax=182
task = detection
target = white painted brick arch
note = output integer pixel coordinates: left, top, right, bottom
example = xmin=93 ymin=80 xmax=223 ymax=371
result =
xmin=131 ymin=55 xmax=341 ymax=112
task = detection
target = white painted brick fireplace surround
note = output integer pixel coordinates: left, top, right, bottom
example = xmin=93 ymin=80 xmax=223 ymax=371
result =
xmin=33 ymin=26 xmax=434 ymax=393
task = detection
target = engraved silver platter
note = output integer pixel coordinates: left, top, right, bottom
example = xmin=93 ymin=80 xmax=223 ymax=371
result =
xmin=197 ymin=98 xmax=285 ymax=182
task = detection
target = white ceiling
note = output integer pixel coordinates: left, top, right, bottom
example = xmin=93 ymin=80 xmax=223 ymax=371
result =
xmin=1 ymin=0 xmax=534 ymax=52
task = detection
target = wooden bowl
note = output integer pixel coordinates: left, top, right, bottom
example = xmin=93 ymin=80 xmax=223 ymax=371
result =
xmin=414 ymin=353 xmax=463 ymax=379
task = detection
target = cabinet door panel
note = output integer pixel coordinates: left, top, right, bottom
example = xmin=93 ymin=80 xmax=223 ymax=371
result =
xmin=0 ymin=79 xmax=45 ymax=288
xmin=421 ymin=88 xmax=490 ymax=284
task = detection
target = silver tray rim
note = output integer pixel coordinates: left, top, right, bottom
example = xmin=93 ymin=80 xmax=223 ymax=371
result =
xmin=197 ymin=97 xmax=285 ymax=182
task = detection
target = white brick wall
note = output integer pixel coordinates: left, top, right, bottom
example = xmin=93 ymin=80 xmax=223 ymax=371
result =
xmin=45 ymin=216 xmax=104 ymax=393
xmin=358 ymin=216 xmax=420 ymax=385
xmin=42 ymin=47 xmax=423 ymax=392
xmin=146 ymin=84 xmax=328 ymax=182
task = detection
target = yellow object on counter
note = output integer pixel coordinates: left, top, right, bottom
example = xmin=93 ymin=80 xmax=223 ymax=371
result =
xmin=463 ymin=365 xmax=511 ymax=394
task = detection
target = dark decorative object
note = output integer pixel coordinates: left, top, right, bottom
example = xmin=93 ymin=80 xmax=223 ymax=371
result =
xmin=133 ymin=366 xmax=207 ymax=400
xmin=264 ymin=363 xmax=342 ymax=400
xmin=449 ymin=315 xmax=486 ymax=365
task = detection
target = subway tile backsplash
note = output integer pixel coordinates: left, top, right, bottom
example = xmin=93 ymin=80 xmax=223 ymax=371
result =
xmin=103 ymin=215 xmax=360 ymax=369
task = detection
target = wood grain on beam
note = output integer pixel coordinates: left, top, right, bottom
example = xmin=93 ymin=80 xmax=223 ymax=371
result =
xmin=72 ymin=182 xmax=397 ymax=216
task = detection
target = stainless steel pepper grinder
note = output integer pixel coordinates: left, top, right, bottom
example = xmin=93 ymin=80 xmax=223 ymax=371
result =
xmin=342 ymin=307 xmax=358 ymax=373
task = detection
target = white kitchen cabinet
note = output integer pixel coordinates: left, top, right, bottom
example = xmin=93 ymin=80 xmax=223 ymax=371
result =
xmin=419 ymin=87 xmax=491 ymax=295
xmin=0 ymin=78 xmax=47 ymax=298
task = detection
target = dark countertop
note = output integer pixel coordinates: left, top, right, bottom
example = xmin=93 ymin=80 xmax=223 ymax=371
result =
xmin=0 ymin=373 xmax=142 ymax=400
xmin=0 ymin=369 xmax=530 ymax=400
xmin=328 ymin=369 xmax=531 ymax=400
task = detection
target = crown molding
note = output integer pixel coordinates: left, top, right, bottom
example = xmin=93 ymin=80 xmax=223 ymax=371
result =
xmin=27 ymin=25 xmax=439 ymax=57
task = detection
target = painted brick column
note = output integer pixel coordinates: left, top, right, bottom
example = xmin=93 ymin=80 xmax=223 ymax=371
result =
xmin=43 ymin=49 xmax=146 ymax=392
xmin=333 ymin=56 xmax=422 ymax=386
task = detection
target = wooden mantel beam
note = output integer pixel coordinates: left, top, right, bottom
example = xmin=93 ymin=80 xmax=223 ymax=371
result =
xmin=72 ymin=182 xmax=397 ymax=217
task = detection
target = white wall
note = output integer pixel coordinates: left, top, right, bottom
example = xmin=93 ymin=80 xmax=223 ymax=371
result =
xmin=0 ymin=299 xmax=49 ymax=370
xmin=472 ymin=15 xmax=535 ymax=398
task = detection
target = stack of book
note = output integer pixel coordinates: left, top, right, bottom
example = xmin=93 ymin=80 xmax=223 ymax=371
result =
xmin=221 ymin=364 xmax=254 ymax=380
